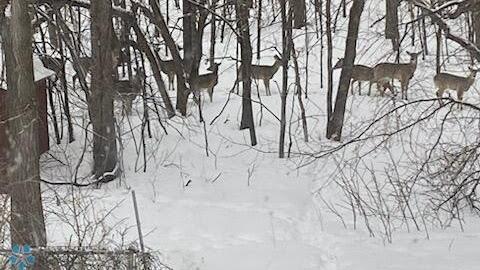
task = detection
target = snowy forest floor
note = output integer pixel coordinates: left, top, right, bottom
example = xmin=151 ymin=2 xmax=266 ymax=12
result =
xmin=40 ymin=83 xmax=480 ymax=269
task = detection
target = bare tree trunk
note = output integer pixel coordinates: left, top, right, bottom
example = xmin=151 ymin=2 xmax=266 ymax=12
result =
xmin=436 ymin=25 xmax=442 ymax=74
xmin=148 ymin=0 xmax=185 ymax=116
xmin=279 ymin=0 xmax=292 ymax=158
xmin=326 ymin=0 xmax=365 ymax=141
xmin=386 ymin=0 xmax=400 ymax=53
xmin=472 ymin=3 xmax=480 ymax=48
xmin=236 ymin=0 xmax=257 ymax=146
xmin=89 ymin=0 xmax=118 ymax=180
xmin=291 ymin=0 xmax=306 ymax=29
xmin=2 ymin=0 xmax=47 ymax=261
xmin=257 ymin=0 xmax=262 ymax=59
xmin=326 ymin=0 xmax=333 ymax=123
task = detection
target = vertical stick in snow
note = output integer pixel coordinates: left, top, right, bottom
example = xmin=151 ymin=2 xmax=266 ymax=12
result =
xmin=132 ymin=190 xmax=145 ymax=253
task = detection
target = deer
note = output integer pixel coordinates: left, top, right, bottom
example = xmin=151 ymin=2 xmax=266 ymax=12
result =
xmin=192 ymin=62 xmax=221 ymax=102
xmin=373 ymin=51 xmax=421 ymax=100
xmin=114 ymin=67 xmax=146 ymax=115
xmin=333 ymin=58 xmax=376 ymax=95
xmin=333 ymin=58 xmax=393 ymax=96
xmin=434 ymin=67 xmax=478 ymax=106
xmin=72 ymin=36 xmax=128 ymax=89
xmin=237 ymin=55 xmax=282 ymax=96
xmin=158 ymin=58 xmax=177 ymax=91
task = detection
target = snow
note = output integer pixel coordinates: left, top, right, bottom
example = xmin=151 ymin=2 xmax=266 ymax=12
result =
xmin=32 ymin=56 xmax=56 ymax=82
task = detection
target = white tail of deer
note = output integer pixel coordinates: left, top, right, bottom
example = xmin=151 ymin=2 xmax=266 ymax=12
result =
xmin=238 ymin=55 xmax=282 ymax=96
xmin=114 ymin=67 xmax=146 ymax=115
xmin=373 ymin=51 xmax=421 ymax=100
xmin=434 ymin=67 xmax=478 ymax=105
xmin=193 ymin=63 xmax=221 ymax=102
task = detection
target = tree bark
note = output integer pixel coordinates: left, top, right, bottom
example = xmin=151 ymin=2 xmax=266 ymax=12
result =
xmin=291 ymin=0 xmax=306 ymax=29
xmin=386 ymin=0 xmax=400 ymax=52
xmin=326 ymin=0 xmax=333 ymax=124
xmin=236 ymin=0 xmax=257 ymax=146
xmin=326 ymin=0 xmax=365 ymax=141
xmin=279 ymin=0 xmax=292 ymax=158
xmin=2 ymin=0 xmax=47 ymax=259
xmin=89 ymin=0 xmax=118 ymax=180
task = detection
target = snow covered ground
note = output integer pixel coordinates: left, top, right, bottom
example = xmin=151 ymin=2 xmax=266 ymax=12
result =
xmin=40 ymin=84 xmax=480 ymax=269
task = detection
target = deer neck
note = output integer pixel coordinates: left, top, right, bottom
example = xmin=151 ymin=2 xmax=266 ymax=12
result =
xmin=272 ymin=60 xmax=282 ymax=74
xmin=467 ymin=72 xmax=476 ymax=89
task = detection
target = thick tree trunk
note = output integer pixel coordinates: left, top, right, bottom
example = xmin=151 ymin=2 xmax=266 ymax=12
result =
xmin=386 ymin=0 xmax=400 ymax=52
xmin=326 ymin=0 xmax=365 ymax=141
xmin=89 ymin=0 xmax=118 ymax=180
xmin=472 ymin=3 xmax=480 ymax=48
xmin=236 ymin=0 xmax=257 ymax=146
xmin=291 ymin=0 xmax=306 ymax=29
xmin=2 ymin=0 xmax=47 ymax=260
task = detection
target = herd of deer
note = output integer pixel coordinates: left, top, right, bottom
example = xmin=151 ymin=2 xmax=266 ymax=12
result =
xmin=40 ymin=48 xmax=478 ymax=116
xmin=156 ymin=55 xmax=282 ymax=100
xmin=333 ymin=51 xmax=478 ymax=104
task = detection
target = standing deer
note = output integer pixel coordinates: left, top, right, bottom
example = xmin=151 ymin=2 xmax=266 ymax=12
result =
xmin=238 ymin=55 xmax=282 ymax=96
xmin=434 ymin=67 xmax=478 ymax=105
xmin=114 ymin=67 xmax=146 ymax=115
xmin=373 ymin=51 xmax=421 ymax=100
xmin=333 ymin=58 xmax=375 ymax=95
xmin=72 ymin=38 xmax=127 ymax=89
xmin=193 ymin=62 xmax=221 ymax=102
xmin=158 ymin=58 xmax=177 ymax=91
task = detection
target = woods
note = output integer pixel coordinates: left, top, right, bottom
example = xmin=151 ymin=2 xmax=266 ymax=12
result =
xmin=0 ymin=0 xmax=480 ymax=268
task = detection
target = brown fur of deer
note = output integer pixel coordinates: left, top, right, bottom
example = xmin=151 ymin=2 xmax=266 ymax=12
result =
xmin=72 ymin=39 xmax=128 ymax=89
xmin=333 ymin=58 xmax=376 ymax=95
xmin=193 ymin=63 xmax=220 ymax=102
xmin=114 ymin=67 xmax=146 ymax=115
xmin=238 ymin=55 xmax=282 ymax=96
xmin=434 ymin=67 xmax=478 ymax=105
xmin=373 ymin=51 xmax=421 ymax=100
xmin=158 ymin=58 xmax=177 ymax=91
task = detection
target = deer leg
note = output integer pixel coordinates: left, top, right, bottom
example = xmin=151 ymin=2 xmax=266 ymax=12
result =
xmin=73 ymin=74 xmax=77 ymax=90
xmin=350 ymin=80 xmax=354 ymax=95
xmin=457 ymin=90 xmax=464 ymax=109
xmin=368 ymin=82 xmax=372 ymax=96
xmin=265 ymin=80 xmax=271 ymax=96
xmin=208 ymin=87 xmax=214 ymax=102
xmin=436 ymin=88 xmax=445 ymax=105
xmin=168 ymin=74 xmax=175 ymax=91
xmin=403 ymin=80 xmax=410 ymax=100
xmin=127 ymin=98 xmax=134 ymax=115
xmin=358 ymin=81 xmax=362 ymax=95
xmin=377 ymin=81 xmax=385 ymax=97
